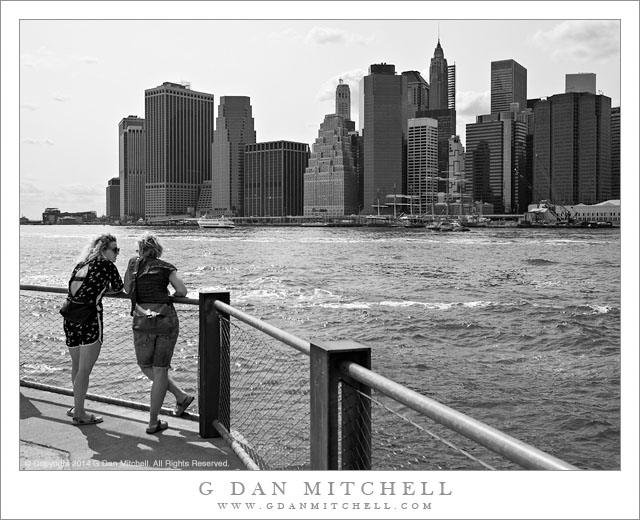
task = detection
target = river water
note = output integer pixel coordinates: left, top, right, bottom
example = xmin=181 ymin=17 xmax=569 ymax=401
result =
xmin=19 ymin=224 xmax=621 ymax=470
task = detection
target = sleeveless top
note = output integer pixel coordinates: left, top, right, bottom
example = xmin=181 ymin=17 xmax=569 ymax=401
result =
xmin=127 ymin=257 xmax=177 ymax=304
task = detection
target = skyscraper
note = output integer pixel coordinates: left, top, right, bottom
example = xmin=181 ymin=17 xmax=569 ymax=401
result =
xmin=429 ymin=40 xmax=448 ymax=110
xmin=211 ymin=96 xmax=256 ymax=216
xmin=144 ymin=81 xmax=216 ymax=219
xmin=407 ymin=118 xmax=438 ymax=214
xmin=244 ymin=141 xmax=309 ymax=217
xmin=118 ymin=115 xmax=145 ymax=220
xmin=466 ymin=111 xmax=528 ymax=214
xmin=566 ymin=73 xmax=596 ymax=94
xmin=532 ymin=92 xmax=611 ymax=205
xmin=361 ymin=63 xmax=406 ymax=214
xmin=402 ymin=71 xmax=429 ymax=119
xmin=335 ymin=79 xmax=351 ymax=120
xmin=491 ymin=60 xmax=527 ymax=113
xmin=106 ymin=178 xmax=120 ymax=218
xmin=610 ymin=106 xmax=620 ymax=199
xmin=304 ymin=81 xmax=359 ymax=217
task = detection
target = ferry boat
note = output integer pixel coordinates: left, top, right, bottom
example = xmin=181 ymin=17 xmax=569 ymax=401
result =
xmin=197 ymin=215 xmax=235 ymax=229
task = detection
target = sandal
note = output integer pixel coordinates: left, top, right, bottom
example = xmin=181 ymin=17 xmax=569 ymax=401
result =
xmin=146 ymin=420 xmax=169 ymax=435
xmin=72 ymin=414 xmax=103 ymax=426
xmin=174 ymin=395 xmax=194 ymax=416
xmin=66 ymin=407 xmax=74 ymax=417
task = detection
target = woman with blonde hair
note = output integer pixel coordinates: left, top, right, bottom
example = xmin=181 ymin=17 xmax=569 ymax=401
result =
xmin=124 ymin=232 xmax=194 ymax=434
xmin=62 ymin=233 xmax=123 ymax=425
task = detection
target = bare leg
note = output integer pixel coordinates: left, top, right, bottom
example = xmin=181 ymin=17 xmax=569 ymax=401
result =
xmin=140 ymin=366 xmax=189 ymax=404
xmin=69 ymin=340 xmax=101 ymax=419
xmin=148 ymin=367 xmax=169 ymax=428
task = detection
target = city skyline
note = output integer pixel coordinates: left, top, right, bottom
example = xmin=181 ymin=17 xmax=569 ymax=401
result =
xmin=6 ymin=7 xmax=633 ymax=220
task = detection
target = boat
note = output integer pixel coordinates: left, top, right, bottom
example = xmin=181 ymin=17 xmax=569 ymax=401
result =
xmin=426 ymin=219 xmax=454 ymax=232
xmin=197 ymin=215 xmax=235 ymax=229
xmin=399 ymin=215 xmax=424 ymax=228
xmin=452 ymin=221 xmax=470 ymax=232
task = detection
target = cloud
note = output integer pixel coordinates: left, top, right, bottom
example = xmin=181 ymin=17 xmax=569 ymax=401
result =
xmin=52 ymin=94 xmax=70 ymax=102
xmin=456 ymin=90 xmax=490 ymax=120
xmin=63 ymin=184 xmax=104 ymax=196
xmin=21 ymin=102 xmax=39 ymax=110
xmin=304 ymin=27 xmax=373 ymax=46
xmin=532 ymin=20 xmax=620 ymax=63
xmin=316 ymin=69 xmax=366 ymax=103
xmin=22 ymin=138 xmax=55 ymax=145
xmin=21 ymin=46 xmax=99 ymax=69
xmin=20 ymin=180 xmax=45 ymax=196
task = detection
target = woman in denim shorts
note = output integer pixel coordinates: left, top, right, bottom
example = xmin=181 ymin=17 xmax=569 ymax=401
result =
xmin=124 ymin=232 xmax=194 ymax=434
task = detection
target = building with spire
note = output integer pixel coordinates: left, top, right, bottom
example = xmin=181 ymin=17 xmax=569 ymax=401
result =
xmin=421 ymin=39 xmax=456 ymax=193
xmin=304 ymin=80 xmax=359 ymax=217
xmin=210 ymin=96 xmax=256 ymax=216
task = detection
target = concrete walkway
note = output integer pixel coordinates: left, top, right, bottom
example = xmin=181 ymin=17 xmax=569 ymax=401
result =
xmin=19 ymin=385 xmax=245 ymax=470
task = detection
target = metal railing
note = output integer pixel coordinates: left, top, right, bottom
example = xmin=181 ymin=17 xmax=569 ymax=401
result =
xmin=20 ymin=285 xmax=578 ymax=470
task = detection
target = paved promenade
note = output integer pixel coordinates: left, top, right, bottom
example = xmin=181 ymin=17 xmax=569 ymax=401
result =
xmin=19 ymin=385 xmax=245 ymax=471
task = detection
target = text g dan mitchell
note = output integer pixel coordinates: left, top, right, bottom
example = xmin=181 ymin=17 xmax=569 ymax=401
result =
xmin=199 ymin=481 xmax=452 ymax=497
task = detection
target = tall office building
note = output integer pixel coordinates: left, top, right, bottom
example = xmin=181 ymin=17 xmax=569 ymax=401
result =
xmin=611 ymin=106 xmax=620 ymax=199
xmin=361 ymin=63 xmax=406 ymax=214
xmin=118 ymin=115 xmax=145 ymax=220
xmin=466 ymin=111 xmax=528 ymax=213
xmin=429 ymin=40 xmax=450 ymax=110
xmin=402 ymin=71 xmax=429 ymax=119
xmin=244 ymin=141 xmax=310 ymax=217
xmin=491 ymin=60 xmax=527 ymax=113
xmin=304 ymin=82 xmax=359 ymax=217
xmin=144 ymin=81 xmax=216 ymax=219
xmin=532 ymin=92 xmax=611 ymax=205
xmin=407 ymin=118 xmax=439 ymax=214
xmin=106 ymin=178 xmax=120 ymax=218
xmin=447 ymin=135 xmax=470 ymax=203
xmin=211 ymin=96 xmax=256 ymax=216
xmin=335 ymin=79 xmax=351 ymax=120
xmin=566 ymin=73 xmax=596 ymax=94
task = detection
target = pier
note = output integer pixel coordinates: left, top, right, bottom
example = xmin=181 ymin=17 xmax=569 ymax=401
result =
xmin=20 ymin=285 xmax=578 ymax=471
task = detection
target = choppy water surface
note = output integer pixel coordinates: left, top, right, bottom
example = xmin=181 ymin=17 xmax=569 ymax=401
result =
xmin=19 ymin=225 xmax=621 ymax=469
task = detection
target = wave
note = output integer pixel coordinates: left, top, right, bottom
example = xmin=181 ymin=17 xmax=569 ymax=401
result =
xmin=524 ymin=258 xmax=559 ymax=266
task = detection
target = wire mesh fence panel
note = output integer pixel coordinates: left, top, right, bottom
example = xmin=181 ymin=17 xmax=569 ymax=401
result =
xmin=341 ymin=380 xmax=520 ymax=470
xmin=221 ymin=317 xmax=310 ymax=470
xmin=20 ymin=290 xmax=199 ymax=411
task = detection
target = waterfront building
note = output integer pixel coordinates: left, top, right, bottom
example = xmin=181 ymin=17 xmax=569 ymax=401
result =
xmin=466 ymin=110 xmax=528 ymax=214
xmin=491 ymin=59 xmax=527 ymax=114
xmin=244 ymin=141 xmax=310 ymax=217
xmin=42 ymin=208 xmax=97 ymax=224
xmin=118 ymin=115 xmax=145 ymax=220
xmin=611 ymin=106 xmax=620 ymax=199
xmin=565 ymin=73 xmax=596 ymax=94
xmin=532 ymin=92 xmax=611 ymax=205
xmin=304 ymin=81 xmax=359 ymax=217
xmin=407 ymin=118 xmax=439 ymax=215
xmin=106 ymin=178 xmax=120 ymax=218
xmin=144 ymin=81 xmax=216 ymax=219
xmin=361 ymin=63 xmax=406 ymax=214
xmin=211 ymin=96 xmax=256 ymax=217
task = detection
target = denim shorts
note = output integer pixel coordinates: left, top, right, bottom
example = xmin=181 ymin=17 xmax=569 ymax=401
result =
xmin=133 ymin=307 xmax=179 ymax=369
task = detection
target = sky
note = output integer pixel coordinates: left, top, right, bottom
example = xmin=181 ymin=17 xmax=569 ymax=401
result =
xmin=4 ymin=4 xmax=633 ymax=220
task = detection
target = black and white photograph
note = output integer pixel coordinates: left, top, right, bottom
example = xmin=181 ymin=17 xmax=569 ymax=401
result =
xmin=2 ymin=2 xmax=638 ymax=519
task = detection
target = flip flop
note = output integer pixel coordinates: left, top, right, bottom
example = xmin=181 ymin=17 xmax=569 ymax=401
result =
xmin=146 ymin=420 xmax=169 ymax=435
xmin=72 ymin=414 xmax=103 ymax=426
xmin=174 ymin=395 xmax=194 ymax=416
xmin=66 ymin=407 xmax=74 ymax=417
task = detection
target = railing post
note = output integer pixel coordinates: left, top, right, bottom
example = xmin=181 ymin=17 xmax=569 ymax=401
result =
xmin=198 ymin=290 xmax=230 ymax=438
xmin=310 ymin=340 xmax=371 ymax=470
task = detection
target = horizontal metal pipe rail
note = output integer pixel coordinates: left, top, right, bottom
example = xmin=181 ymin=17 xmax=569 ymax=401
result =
xmin=339 ymin=360 xmax=578 ymax=470
xmin=20 ymin=285 xmax=578 ymax=470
